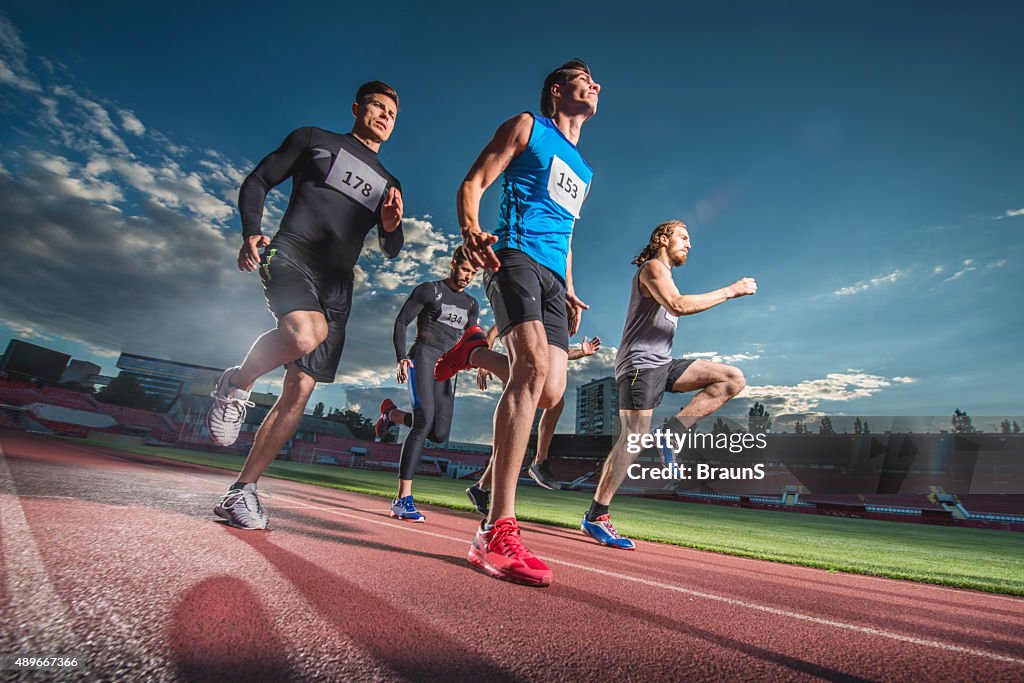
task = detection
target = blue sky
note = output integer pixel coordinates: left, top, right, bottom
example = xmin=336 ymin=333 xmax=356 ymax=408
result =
xmin=1 ymin=2 xmax=1021 ymax=440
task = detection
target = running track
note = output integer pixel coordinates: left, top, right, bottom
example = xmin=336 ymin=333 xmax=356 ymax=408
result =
xmin=2 ymin=429 xmax=1022 ymax=682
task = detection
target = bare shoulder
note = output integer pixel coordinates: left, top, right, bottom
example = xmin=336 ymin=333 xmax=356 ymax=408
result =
xmin=638 ymin=260 xmax=671 ymax=297
xmin=495 ymin=113 xmax=534 ymax=144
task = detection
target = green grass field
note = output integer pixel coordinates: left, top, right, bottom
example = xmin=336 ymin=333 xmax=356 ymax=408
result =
xmin=75 ymin=436 xmax=1024 ymax=596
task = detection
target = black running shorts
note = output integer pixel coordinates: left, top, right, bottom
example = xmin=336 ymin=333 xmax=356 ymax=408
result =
xmin=616 ymin=358 xmax=696 ymax=411
xmin=483 ymin=248 xmax=569 ymax=351
xmin=259 ymin=247 xmax=352 ymax=383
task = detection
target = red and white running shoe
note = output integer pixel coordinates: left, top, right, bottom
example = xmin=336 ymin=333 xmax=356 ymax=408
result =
xmin=434 ymin=325 xmax=487 ymax=381
xmin=467 ymin=517 xmax=553 ymax=586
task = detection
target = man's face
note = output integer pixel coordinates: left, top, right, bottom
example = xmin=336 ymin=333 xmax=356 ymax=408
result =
xmin=351 ymin=94 xmax=397 ymax=143
xmin=450 ymin=259 xmax=479 ymax=290
xmin=553 ymin=70 xmax=601 ymax=117
xmin=665 ymin=226 xmax=691 ymax=267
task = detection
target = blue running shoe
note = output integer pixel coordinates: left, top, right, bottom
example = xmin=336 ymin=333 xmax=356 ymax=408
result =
xmin=390 ymin=495 xmax=425 ymax=523
xmin=653 ymin=424 xmax=674 ymax=467
xmin=581 ymin=514 xmax=635 ymax=550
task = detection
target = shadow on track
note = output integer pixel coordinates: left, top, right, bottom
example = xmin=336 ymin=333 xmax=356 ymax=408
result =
xmin=230 ymin=528 xmax=524 ymax=683
xmin=169 ymin=576 xmax=297 ymax=682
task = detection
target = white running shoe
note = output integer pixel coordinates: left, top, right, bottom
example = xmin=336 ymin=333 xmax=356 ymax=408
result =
xmin=206 ymin=367 xmax=254 ymax=446
xmin=214 ymin=483 xmax=269 ymax=529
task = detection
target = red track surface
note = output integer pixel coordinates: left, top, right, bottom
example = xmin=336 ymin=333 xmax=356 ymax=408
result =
xmin=2 ymin=429 xmax=1023 ymax=681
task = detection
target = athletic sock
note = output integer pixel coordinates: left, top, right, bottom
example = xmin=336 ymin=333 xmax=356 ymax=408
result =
xmin=587 ymin=501 xmax=609 ymax=522
xmin=229 ymin=481 xmax=249 ymax=492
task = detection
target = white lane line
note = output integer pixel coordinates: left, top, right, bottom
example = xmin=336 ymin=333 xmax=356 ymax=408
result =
xmin=274 ymin=493 xmax=1024 ymax=667
xmin=45 ymin=440 xmax=1024 ymax=666
xmin=1 ymin=441 xmax=170 ymax=668
xmin=0 ymin=443 xmax=77 ymax=651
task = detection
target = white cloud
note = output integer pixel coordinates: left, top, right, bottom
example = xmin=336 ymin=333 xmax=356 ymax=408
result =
xmin=3 ymin=321 xmax=50 ymax=341
xmin=944 ymin=259 xmax=977 ymax=282
xmin=118 ymin=109 xmax=145 ymax=136
xmin=996 ymin=208 xmax=1024 ymax=219
xmin=833 ymin=269 xmax=906 ymax=297
xmin=986 ymin=259 xmax=1007 ymax=270
xmin=685 ymin=351 xmax=761 ymax=364
xmin=0 ymin=15 xmax=41 ymax=93
xmin=742 ymin=370 xmax=917 ymax=414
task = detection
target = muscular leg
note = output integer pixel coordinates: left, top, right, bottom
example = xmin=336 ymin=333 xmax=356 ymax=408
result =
xmin=670 ymin=360 xmax=746 ymax=429
xmin=470 ymin=347 xmax=509 ymax=380
xmin=476 ymin=344 xmax=566 ymax=490
xmin=593 ymin=411 xmax=653 ymax=506
xmin=534 ymin=397 xmax=564 ymax=465
xmin=232 ymin=311 xmax=328 ymax=391
xmin=237 ymin=363 xmax=317 ymax=483
xmin=486 ymin=321 xmax=550 ymax=525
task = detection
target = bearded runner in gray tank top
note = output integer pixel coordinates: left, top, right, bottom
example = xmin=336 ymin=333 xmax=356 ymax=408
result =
xmin=580 ymin=219 xmax=758 ymax=551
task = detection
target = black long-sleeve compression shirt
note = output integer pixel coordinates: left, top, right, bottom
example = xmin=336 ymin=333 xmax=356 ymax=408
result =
xmin=392 ymin=281 xmax=480 ymax=361
xmin=239 ymin=126 xmax=403 ymax=273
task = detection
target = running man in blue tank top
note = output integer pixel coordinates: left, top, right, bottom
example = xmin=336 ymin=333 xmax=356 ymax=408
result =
xmin=434 ymin=59 xmax=600 ymax=586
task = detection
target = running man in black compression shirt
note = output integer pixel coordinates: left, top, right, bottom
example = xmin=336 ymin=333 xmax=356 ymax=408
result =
xmin=375 ymin=247 xmax=480 ymax=522
xmin=209 ymin=81 xmax=405 ymax=530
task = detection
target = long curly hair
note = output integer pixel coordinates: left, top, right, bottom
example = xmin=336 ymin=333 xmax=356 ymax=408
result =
xmin=632 ymin=220 xmax=686 ymax=267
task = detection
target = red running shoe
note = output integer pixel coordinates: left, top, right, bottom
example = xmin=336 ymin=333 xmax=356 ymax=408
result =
xmin=375 ymin=398 xmax=397 ymax=439
xmin=434 ymin=325 xmax=487 ymax=381
xmin=467 ymin=517 xmax=553 ymax=586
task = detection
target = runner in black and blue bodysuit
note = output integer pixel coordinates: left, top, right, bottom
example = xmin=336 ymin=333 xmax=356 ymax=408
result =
xmin=375 ymin=248 xmax=479 ymax=522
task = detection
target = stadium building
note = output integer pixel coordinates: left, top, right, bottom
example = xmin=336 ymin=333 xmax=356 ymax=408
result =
xmin=115 ymin=353 xmax=224 ymax=410
xmin=575 ymin=376 xmax=619 ymax=435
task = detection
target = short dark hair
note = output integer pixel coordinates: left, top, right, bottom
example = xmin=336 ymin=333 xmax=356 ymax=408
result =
xmin=452 ymin=245 xmax=470 ymax=265
xmin=355 ymin=81 xmax=399 ymax=108
xmin=540 ymin=59 xmax=591 ymax=117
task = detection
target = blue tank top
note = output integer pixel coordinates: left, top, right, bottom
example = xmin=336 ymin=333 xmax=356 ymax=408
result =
xmin=495 ymin=114 xmax=593 ymax=280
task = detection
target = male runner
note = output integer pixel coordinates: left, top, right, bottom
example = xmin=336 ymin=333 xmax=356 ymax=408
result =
xmin=374 ymin=247 xmax=479 ymax=523
xmin=207 ymin=81 xmax=404 ymax=530
xmin=463 ymin=327 xmax=602 ymax=515
xmin=581 ymin=220 xmax=756 ymax=550
xmin=435 ymin=59 xmax=599 ymax=585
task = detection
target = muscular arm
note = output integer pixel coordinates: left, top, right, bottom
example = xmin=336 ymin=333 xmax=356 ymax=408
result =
xmin=238 ymin=127 xmax=312 ymax=238
xmin=568 ymin=335 xmax=600 ymax=361
xmin=457 ymin=113 xmax=533 ymax=269
xmin=392 ymin=284 xmax=431 ymax=361
xmin=565 ymin=242 xmax=588 ymax=335
xmin=377 ymin=184 xmax=404 ymax=259
xmin=640 ymin=261 xmax=756 ymax=316
xmin=485 ymin=324 xmax=500 ymax=349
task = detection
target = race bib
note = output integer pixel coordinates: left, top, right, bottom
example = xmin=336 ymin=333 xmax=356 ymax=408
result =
xmin=324 ymin=147 xmax=387 ymax=212
xmin=665 ymin=310 xmax=679 ymax=327
xmin=438 ymin=304 xmax=469 ymax=330
xmin=547 ymin=155 xmax=587 ymax=218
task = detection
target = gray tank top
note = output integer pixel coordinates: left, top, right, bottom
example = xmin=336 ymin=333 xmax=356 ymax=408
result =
xmin=614 ymin=260 xmax=679 ymax=378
